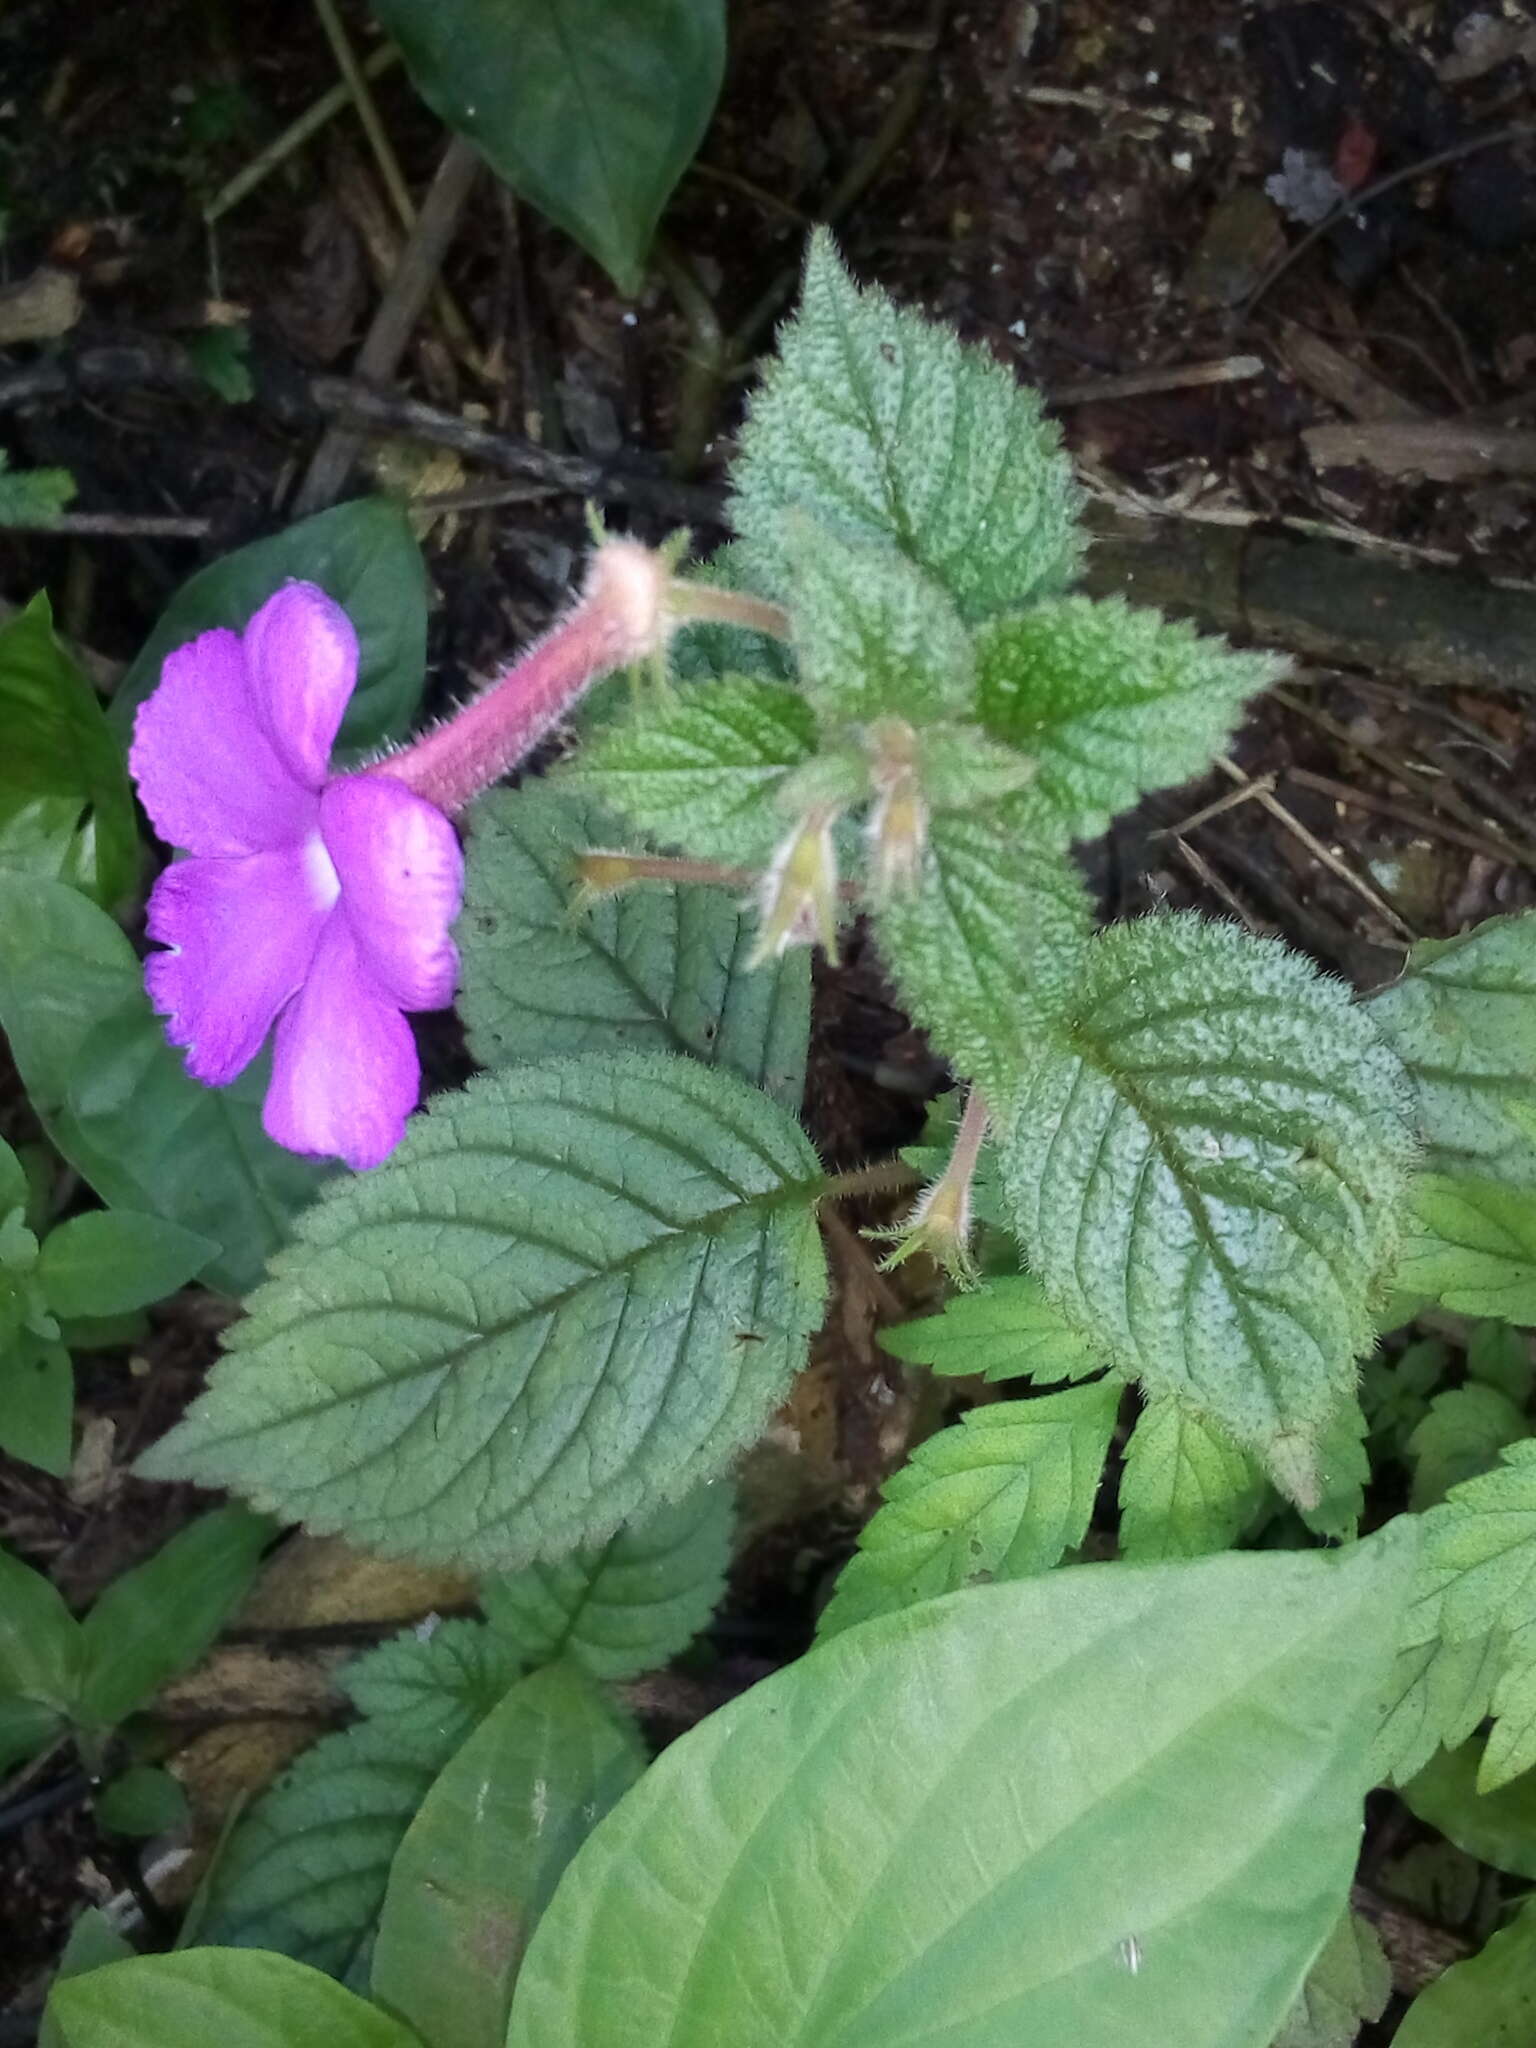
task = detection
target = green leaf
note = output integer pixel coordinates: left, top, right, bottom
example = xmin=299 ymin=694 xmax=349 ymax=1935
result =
xmin=0 ymin=1541 xmax=82 ymax=1770
xmin=199 ymin=1622 xmax=522 ymax=1980
xmin=876 ymin=802 xmax=1093 ymax=1108
xmin=0 ymin=1336 xmax=74 ymax=1476
xmin=370 ymin=0 xmax=724 ymax=296
xmin=1396 ymin=1176 xmax=1536 ymax=1322
xmin=1468 ymin=1321 xmax=1534 ymax=1405
xmin=565 ymin=677 xmax=817 ymax=866
xmin=1408 ymin=1385 xmax=1528 ymax=1511
xmin=877 ymin=1272 xmax=1103 ymax=1384
xmin=186 ymin=325 xmax=254 ymax=405
xmin=507 ymin=1534 xmax=1412 ymax=2048
xmin=1301 ymin=1397 xmax=1371 ymax=1544
xmin=1403 ymin=1738 xmax=1536 ymax=1880
xmin=372 ymin=1663 xmax=644 ymax=2048
xmin=730 ymin=230 xmax=1081 ymax=624
xmin=1272 ymin=1911 xmax=1391 ymax=2048
xmin=139 ymin=1054 xmax=827 ymax=1573
xmin=0 ymin=594 xmax=137 ymax=908
xmin=0 ymin=877 xmax=327 ymax=1294
xmin=1393 ymin=1898 xmax=1536 ymax=2048
xmin=0 ymin=449 xmax=75 ymax=527
xmin=1001 ymin=915 xmax=1416 ymax=1491
xmin=1373 ymin=1582 xmax=1506 ymax=1789
xmin=96 ymin=1764 xmax=191 ymax=1837
xmin=37 ymin=1209 xmax=216 ymax=1318
xmin=1369 ymin=914 xmax=1536 ymax=1190
xmin=975 ymin=596 xmax=1282 ymax=845
xmin=1118 ymin=1396 xmax=1266 ymax=1562
xmin=1362 ymin=1337 xmax=1446 ymax=1457
xmin=816 ymin=1383 xmax=1119 ymax=1640
xmin=46 ymin=1949 xmax=421 ymax=2048
xmin=77 ymin=1506 xmax=271 ymax=1731
xmin=458 ymin=785 xmax=808 ymax=1109
xmin=783 ymin=521 xmax=973 ymax=726
xmin=38 ymin=1910 xmax=137 ymax=2048
xmin=0 ymin=1136 xmax=26 ymax=1219
xmin=110 ymin=500 xmax=427 ymax=758
xmin=481 ymin=1486 xmax=732 ymax=1681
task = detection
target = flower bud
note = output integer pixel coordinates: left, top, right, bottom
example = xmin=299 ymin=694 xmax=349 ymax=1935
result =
xmin=749 ymin=805 xmax=842 ymax=967
xmin=864 ymin=718 xmax=929 ymax=901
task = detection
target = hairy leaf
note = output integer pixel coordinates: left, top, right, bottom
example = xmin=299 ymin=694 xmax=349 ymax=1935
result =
xmin=1002 ymin=915 xmax=1416 ymax=1491
xmin=111 ymin=499 xmax=427 ymax=758
xmin=198 ymin=1623 xmax=522 ymax=1981
xmin=1369 ymin=915 xmax=1536 ymax=1189
xmin=976 ymin=596 xmax=1282 ymax=844
xmin=78 ymin=1506 xmax=272 ymax=1730
xmin=481 ymin=1485 xmax=731 ymax=1680
xmin=371 ymin=0 xmax=724 ymax=296
xmin=877 ymin=1273 xmax=1102 ymax=1384
xmin=1408 ymin=1385 xmax=1528 ymax=1512
xmin=507 ymin=1535 xmax=1411 ymax=2048
xmin=730 ymin=230 xmax=1081 ymax=624
xmin=1396 ymin=1176 xmax=1536 ymax=1322
xmin=1118 ymin=1396 xmax=1266 ymax=1562
xmin=1273 ymin=1911 xmax=1390 ymax=2048
xmin=0 ymin=595 xmax=137 ymax=909
xmin=139 ymin=1055 xmax=827 ymax=1572
xmin=0 ymin=878 xmax=327 ymax=1294
xmin=817 ymin=1383 xmax=1118 ymax=1639
xmin=877 ymin=802 xmax=1093 ymax=1108
xmin=47 ymin=1949 xmax=419 ymax=2048
xmin=458 ymin=786 xmax=807 ymax=1107
xmin=372 ymin=1664 xmax=644 ymax=2048
xmin=1393 ymin=1897 xmax=1536 ymax=2047
xmin=1403 ymin=1738 xmax=1536 ymax=1881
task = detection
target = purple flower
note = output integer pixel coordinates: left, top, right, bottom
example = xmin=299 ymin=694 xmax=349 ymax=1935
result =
xmin=130 ymin=584 xmax=463 ymax=1171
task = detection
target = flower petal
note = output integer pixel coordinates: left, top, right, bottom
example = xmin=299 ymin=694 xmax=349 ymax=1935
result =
xmin=243 ymin=583 xmax=360 ymax=789
xmin=321 ymin=774 xmax=463 ymax=1011
xmin=130 ymin=628 xmax=315 ymax=856
xmin=145 ymin=842 xmax=337 ymax=1085
xmin=263 ymin=915 xmax=419 ymax=1171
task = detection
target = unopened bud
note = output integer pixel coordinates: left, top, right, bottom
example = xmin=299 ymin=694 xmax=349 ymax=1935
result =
xmin=869 ymin=1171 xmax=978 ymax=1286
xmin=749 ymin=805 xmax=842 ymax=967
xmin=864 ymin=718 xmax=929 ymax=900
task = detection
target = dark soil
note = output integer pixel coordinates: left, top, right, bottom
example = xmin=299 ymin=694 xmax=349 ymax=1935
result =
xmin=4 ymin=0 xmax=1536 ymax=2028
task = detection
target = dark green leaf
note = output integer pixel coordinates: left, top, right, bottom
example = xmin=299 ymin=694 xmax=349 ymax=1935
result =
xmin=0 ymin=1337 xmax=73 ymax=1476
xmin=370 ymin=0 xmax=725 ymax=295
xmin=0 ymin=877 xmax=328 ymax=1294
xmin=140 ymin=1055 xmax=827 ymax=1572
xmin=78 ymin=1506 xmax=272 ymax=1730
xmin=96 ymin=1764 xmax=191 ymax=1836
xmin=877 ymin=1273 xmax=1103 ymax=1384
xmin=1408 ymin=1384 xmax=1528 ymax=1511
xmin=110 ymin=500 xmax=427 ymax=758
xmin=0 ymin=1542 xmax=81 ymax=1770
xmin=459 ymin=786 xmax=809 ymax=1109
xmin=38 ymin=1210 xmax=216 ymax=1318
xmin=507 ymin=1534 xmax=1412 ymax=2048
xmin=0 ymin=594 xmax=137 ymax=908
xmin=1403 ymin=1739 xmax=1536 ymax=1881
xmin=1467 ymin=1321 xmax=1534 ymax=1405
xmin=372 ymin=1664 xmax=644 ymax=2048
xmin=47 ymin=1949 xmax=420 ymax=2048
xmin=1393 ymin=1898 xmax=1536 ymax=2047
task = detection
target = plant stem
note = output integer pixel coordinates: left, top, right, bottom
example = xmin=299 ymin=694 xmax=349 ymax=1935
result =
xmin=668 ymin=581 xmax=791 ymax=640
xmin=821 ymin=1159 xmax=922 ymax=1202
xmin=203 ymin=43 xmax=401 ymax=224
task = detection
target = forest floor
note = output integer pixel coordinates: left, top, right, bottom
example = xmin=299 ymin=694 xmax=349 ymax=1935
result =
xmin=2 ymin=0 xmax=1536 ymax=2031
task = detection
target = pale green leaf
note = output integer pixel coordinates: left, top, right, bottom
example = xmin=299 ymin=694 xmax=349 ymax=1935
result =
xmin=1483 ymin=1635 xmax=1536 ymax=1787
xmin=1396 ymin=1175 xmax=1536 ymax=1322
xmin=1369 ymin=914 xmax=1536 ymax=1190
xmin=730 ymin=230 xmax=1082 ymax=624
xmin=372 ymin=1664 xmax=645 ymax=2048
xmin=1417 ymin=1440 xmax=1536 ymax=1643
xmin=1408 ymin=1384 xmax=1528 ymax=1511
xmin=1403 ymin=1738 xmax=1536 ymax=1880
xmin=199 ymin=1622 xmax=522 ymax=1981
xmin=1002 ymin=916 xmax=1416 ymax=1490
xmin=507 ymin=1534 xmax=1412 ymax=2048
xmin=458 ymin=785 xmax=808 ymax=1108
xmin=370 ymin=0 xmax=724 ymax=296
xmin=1301 ymin=1398 xmax=1371 ymax=1544
xmin=564 ymin=675 xmax=815 ymax=865
xmin=877 ymin=1272 xmax=1102 ymax=1383
xmin=138 ymin=1055 xmax=828 ymax=1573
xmin=1119 ymin=1396 xmax=1265 ymax=1562
xmin=0 ymin=877 xmax=327 ymax=1294
xmin=47 ymin=1949 xmax=419 ymax=2048
xmin=976 ymin=595 xmax=1282 ymax=844
xmin=783 ymin=521 xmax=973 ymax=726
xmin=1272 ymin=1911 xmax=1391 ymax=2048
xmin=817 ymin=1383 xmax=1119 ymax=1640
xmin=1373 ymin=1594 xmax=1505 ymax=1789
xmin=78 ymin=1506 xmax=271 ymax=1730
xmin=1393 ymin=1897 xmax=1536 ymax=2048
xmin=876 ymin=801 xmax=1092 ymax=1108
xmin=37 ymin=1209 xmax=216 ymax=1318
xmin=481 ymin=1485 xmax=731 ymax=1681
